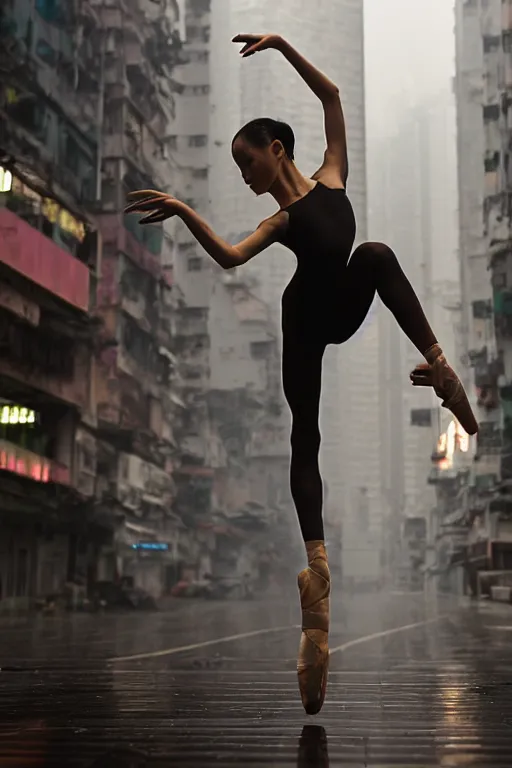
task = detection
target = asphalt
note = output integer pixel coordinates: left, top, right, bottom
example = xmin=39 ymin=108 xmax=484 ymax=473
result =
xmin=0 ymin=591 xmax=512 ymax=767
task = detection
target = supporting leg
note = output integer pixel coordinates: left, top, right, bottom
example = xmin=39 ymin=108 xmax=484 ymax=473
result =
xmin=282 ymin=334 xmax=330 ymax=714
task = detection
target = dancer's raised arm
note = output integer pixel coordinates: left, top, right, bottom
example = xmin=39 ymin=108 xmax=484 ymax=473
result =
xmin=233 ymin=34 xmax=348 ymax=185
xmin=124 ymin=191 xmax=284 ymax=270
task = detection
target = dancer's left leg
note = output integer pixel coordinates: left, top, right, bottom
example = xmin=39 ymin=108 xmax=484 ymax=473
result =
xmin=282 ymin=333 xmax=330 ymax=715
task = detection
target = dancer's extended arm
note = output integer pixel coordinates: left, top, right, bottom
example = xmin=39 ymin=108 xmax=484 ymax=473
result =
xmin=124 ymin=191 xmax=284 ymax=270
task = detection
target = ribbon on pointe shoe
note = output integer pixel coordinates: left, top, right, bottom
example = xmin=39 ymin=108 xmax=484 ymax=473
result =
xmin=297 ymin=541 xmax=330 ymax=715
xmin=410 ymin=344 xmax=478 ymax=435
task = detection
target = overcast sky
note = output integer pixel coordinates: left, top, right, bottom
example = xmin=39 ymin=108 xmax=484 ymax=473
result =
xmin=365 ymin=0 xmax=455 ymax=138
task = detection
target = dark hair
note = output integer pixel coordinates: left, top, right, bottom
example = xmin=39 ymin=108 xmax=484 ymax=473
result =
xmin=232 ymin=118 xmax=295 ymax=161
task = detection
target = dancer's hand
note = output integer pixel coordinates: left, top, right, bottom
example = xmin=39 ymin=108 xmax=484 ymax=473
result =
xmin=232 ymin=33 xmax=284 ymax=57
xmin=124 ymin=190 xmax=183 ymax=224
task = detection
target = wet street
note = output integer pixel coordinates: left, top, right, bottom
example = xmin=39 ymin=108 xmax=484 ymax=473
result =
xmin=1 ymin=592 xmax=512 ymax=767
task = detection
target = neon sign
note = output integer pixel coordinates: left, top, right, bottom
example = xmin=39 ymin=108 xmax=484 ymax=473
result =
xmin=0 ymin=405 xmax=36 ymax=425
xmin=0 ymin=446 xmax=50 ymax=482
xmin=41 ymin=198 xmax=86 ymax=242
xmin=132 ymin=542 xmax=169 ymax=551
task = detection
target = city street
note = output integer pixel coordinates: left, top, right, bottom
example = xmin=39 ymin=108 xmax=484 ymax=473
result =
xmin=1 ymin=593 xmax=512 ymax=766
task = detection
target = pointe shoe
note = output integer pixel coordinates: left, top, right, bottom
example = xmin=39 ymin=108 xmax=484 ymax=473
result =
xmin=410 ymin=344 xmax=478 ymax=436
xmin=297 ymin=541 xmax=330 ymax=715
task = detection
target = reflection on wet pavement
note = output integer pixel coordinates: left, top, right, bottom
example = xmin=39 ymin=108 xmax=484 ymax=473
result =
xmin=0 ymin=594 xmax=511 ymax=766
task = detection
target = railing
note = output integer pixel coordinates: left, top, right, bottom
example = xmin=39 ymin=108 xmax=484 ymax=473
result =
xmin=0 ymin=207 xmax=90 ymax=311
xmin=0 ymin=439 xmax=70 ymax=485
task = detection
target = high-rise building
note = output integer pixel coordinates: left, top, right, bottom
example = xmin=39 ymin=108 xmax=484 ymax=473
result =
xmin=171 ymin=0 xmax=298 ymax=584
xmin=208 ymin=0 xmax=376 ymax=576
xmin=0 ymin=0 xmax=294 ymax=609
xmin=369 ymin=90 xmax=461 ymax=584
xmin=454 ymin=0 xmax=512 ymax=591
xmin=0 ymin=0 xmax=103 ymax=605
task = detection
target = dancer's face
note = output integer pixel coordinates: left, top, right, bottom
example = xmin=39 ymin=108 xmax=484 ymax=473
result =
xmin=231 ymin=136 xmax=284 ymax=196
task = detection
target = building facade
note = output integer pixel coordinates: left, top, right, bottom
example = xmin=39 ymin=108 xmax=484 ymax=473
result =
xmin=0 ymin=0 xmax=364 ymax=608
xmin=0 ymin=0 xmax=103 ymax=608
xmin=447 ymin=0 xmax=512 ymax=597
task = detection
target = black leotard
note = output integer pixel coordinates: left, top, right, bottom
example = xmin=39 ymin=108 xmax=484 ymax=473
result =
xmin=278 ymin=181 xmax=359 ymax=344
xmin=275 ymin=179 xmax=436 ymax=543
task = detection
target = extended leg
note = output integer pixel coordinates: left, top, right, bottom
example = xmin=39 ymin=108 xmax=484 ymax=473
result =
xmin=282 ymin=334 xmax=330 ymax=715
xmin=345 ymin=242 xmax=478 ymax=435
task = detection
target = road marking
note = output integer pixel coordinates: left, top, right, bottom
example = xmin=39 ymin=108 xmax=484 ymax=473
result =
xmin=109 ymin=624 xmax=300 ymax=662
xmin=485 ymin=625 xmax=512 ymax=630
xmin=110 ymin=615 xmax=448 ymax=663
xmin=329 ymin=615 xmax=448 ymax=655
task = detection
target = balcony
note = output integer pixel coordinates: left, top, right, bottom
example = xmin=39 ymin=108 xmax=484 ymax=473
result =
xmin=0 ymin=439 xmax=70 ymax=486
xmin=175 ymin=308 xmax=209 ymax=338
xmin=410 ymin=408 xmax=432 ymax=427
xmin=99 ymin=214 xmax=162 ymax=278
xmin=472 ymin=299 xmax=493 ymax=320
xmin=0 ymin=208 xmax=90 ymax=311
xmin=477 ymin=420 xmax=503 ymax=455
xmin=493 ymin=289 xmax=512 ymax=336
xmin=0 ymin=322 xmax=90 ymax=410
xmin=474 ymin=355 xmax=503 ymax=388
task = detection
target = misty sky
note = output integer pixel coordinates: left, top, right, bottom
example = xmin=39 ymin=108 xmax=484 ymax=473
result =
xmin=365 ymin=0 xmax=455 ymax=137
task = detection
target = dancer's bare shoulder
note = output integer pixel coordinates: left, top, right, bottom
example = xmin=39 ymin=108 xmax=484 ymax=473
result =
xmin=264 ymin=209 xmax=289 ymax=230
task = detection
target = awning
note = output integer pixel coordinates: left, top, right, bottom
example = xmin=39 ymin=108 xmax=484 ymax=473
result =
xmin=141 ymin=493 xmax=165 ymax=507
xmin=159 ymin=347 xmax=178 ymax=365
xmin=490 ymin=494 xmax=512 ymax=516
xmin=450 ymin=548 xmax=466 ymax=566
xmin=441 ymin=508 xmax=467 ymax=527
xmin=168 ymin=391 xmax=186 ymax=408
xmin=124 ymin=521 xmax=158 ymax=538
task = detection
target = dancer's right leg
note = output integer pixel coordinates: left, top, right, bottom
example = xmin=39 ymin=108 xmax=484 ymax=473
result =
xmin=282 ymin=333 xmax=330 ymax=715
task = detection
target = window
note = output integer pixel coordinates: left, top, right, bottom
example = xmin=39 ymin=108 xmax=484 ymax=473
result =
xmin=472 ymin=300 xmax=493 ymax=319
xmin=483 ymin=104 xmax=500 ymax=122
xmin=485 ymin=151 xmax=500 ymax=173
xmin=36 ymin=38 xmax=58 ymax=66
xmin=192 ymin=168 xmax=208 ymax=179
xmin=250 ymin=341 xmax=270 ymax=360
xmin=36 ymin=0 xmax=67 ymax=25
xmin=183 ymin=84 xmax=210 ymax=96
xmin=188 ymin=135 xmax=207 ymax=147
xmin=167 ymin=135 xmax=178 ymax=150
xmin=483 ymin=35 xmax=501 ymax=53
xmin=0 ymin=167 xmax=12 ymax=193
xmin=187 ymin=50 xmax=210 ymax=64
xmin=190 ymin=0 xmax=211 ymax=13
xmin=187 ymin=257 xmax=202 ymax=271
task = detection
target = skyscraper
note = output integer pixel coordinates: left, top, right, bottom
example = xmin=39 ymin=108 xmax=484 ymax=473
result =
xmin=209 ymin=1 xmax=380 ymax=573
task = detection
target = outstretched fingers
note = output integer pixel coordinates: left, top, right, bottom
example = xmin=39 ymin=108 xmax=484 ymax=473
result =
xmin=232 ymin=33 xmax=261 ymax=56
xmin=124 ymin=196 xmax=166 ymax=214
xmin=126 ymin=189 xmax=167 ymax=201
xmin=232 ymin=34 xmax=259 ymax=43
xmin=139 ymin=210 xmax=167 ymax=224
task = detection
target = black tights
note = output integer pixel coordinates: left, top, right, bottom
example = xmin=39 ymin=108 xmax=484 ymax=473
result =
xmin=282 ymin=242 xmax=437 ymax=544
